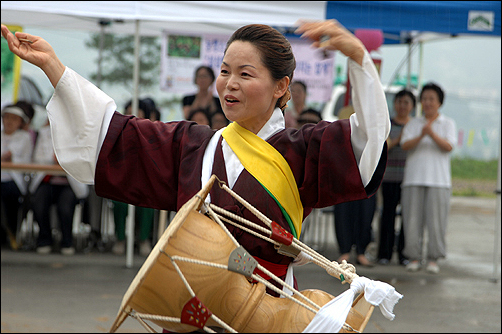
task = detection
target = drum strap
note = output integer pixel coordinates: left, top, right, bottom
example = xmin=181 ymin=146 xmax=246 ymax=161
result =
xmin=222 ymin=122 xmax=303 ymax=238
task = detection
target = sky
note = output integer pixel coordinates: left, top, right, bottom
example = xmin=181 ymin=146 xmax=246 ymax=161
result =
xmin=10 ymin=27 xmax=502 ymax=160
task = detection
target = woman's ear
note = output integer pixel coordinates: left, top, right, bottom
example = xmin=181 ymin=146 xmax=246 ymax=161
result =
xmin=274 ymin=76 xmax=290 ymax=99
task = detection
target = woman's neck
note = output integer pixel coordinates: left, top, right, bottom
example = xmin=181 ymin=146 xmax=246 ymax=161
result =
xmin=394 ymin=115 xmax=410 ymax=125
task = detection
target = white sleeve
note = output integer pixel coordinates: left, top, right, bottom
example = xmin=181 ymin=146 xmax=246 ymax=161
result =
xmin=348 ymin=52 xmax=391 ymax=187
xmin=46 ymin=67 xmax=116 ymax=184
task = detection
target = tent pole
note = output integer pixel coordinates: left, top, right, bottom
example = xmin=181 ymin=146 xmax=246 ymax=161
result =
xmin=491 ymin=128 xmax=501 ymax=282
xmin=416 ymin=41 xmax=423 ymax=117
xmin=126 ymin=19 xmax=141 ymax=269
xmin=406 ymin=41 xmax=412 ymax=89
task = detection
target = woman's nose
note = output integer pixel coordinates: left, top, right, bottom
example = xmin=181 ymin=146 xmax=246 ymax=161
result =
xmin=226 ymin=76 xmax=239 ymax=90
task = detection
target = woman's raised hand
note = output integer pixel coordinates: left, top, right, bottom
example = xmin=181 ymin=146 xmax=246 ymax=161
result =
xmin=1 ymin=24 xmax=65 ymax=87
xmin=295 ymin=19 xmax=365 ymax=66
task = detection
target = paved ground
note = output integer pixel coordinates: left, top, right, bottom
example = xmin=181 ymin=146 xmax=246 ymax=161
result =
xmin=1 ymin=196 xmax=500 ymax=333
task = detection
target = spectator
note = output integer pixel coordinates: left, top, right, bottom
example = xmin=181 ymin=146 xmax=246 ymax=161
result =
xmin=297 ymin=109 xmax=322 ymax=126
xmin=182 ymin=65 xmax=222 ymax=119
xmin=29 ymin=120 xmax=89 ymax=255
xmin=332 ymin=103 xmax=375 ymax=267
xmin=1 ymin=104 xmax=34 ymax=248
xmin=334 ymin=196 xmax=376 ymax=267
xmin=210 ymin=110 xmax=230 ymax=130
xmin=284 ymin=81 xmax=320 ymax=128
xmin=377 ymin=89 xmax=415 ymax=266
xmin=400 ymin=82 xmax=457 ymax=274
xmin=15 ymin=100 xmax=37 ymax=146
xmin=142 ymin=97 xmax=162 ymax=122
xmin=123 ymin=99 xmax=150 ymax=119
xmin=187 ymin=108 xmax=211 ymax=126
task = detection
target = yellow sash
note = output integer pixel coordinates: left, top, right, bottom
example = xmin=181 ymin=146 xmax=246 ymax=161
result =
xmin=222 ymin=122 xmax=303 ymax=237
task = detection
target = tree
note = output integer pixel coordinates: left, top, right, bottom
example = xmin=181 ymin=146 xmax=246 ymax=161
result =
xmin=85 ymin=33 xmax=160 ymax=92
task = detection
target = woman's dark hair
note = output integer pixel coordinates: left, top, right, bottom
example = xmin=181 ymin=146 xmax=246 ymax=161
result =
xmin=224 ymin=24 xmax=296 ymax=111
xmin=14 ymin=100 xmax=35 ymax=121
xmin=194 ymin=65 xmax=215 ymax=84
xmin=420 ymin=82 xmax=444 ymax=105
xmin=187 ymin=108 xmax=211 ymax=124
xmin=292 ymin=81 xmax=307 ymax=94
xmin=394 ymin=89 xmax=416 ymax=107
xmin=124 ymin=99 xmax=150 ymax=119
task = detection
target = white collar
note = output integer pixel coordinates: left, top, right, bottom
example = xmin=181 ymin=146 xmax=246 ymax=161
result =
xmin=201 ymin=107 xmax=285 ymax=195
xmin=256 ymin=107 xmax=285 ymax=140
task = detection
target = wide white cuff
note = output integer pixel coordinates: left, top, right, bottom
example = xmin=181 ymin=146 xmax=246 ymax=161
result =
xmin=46 ymin=67 xmax=116 ymax=184
xmin=348 ymin=51 xmax=390 ymax=186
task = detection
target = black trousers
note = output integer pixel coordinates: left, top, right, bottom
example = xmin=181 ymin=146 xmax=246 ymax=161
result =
xmin=1 ymin=181 xmax=22 ymax=245
xmin=377 ymin=181 xmax=406 ymax=261
xmin=334 ymin=196 xmax=376 ymax=255
xmin=31 ymin=183 xmax=77 ymax=248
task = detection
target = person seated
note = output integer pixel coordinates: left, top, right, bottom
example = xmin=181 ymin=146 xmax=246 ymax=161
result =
xmin=29 ymin=119 xmax=89 ymax=255
xmin=1 ymin=103 xmax=34 ymax=249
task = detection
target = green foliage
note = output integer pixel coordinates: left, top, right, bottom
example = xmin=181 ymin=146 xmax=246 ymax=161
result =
xmin=85 ymin=33 xmax=160 ymax=91
xmin=451 ymin=158 xmax=498 ymax=180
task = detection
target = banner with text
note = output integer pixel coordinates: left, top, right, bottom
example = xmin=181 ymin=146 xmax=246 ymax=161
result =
xmin=160 ymin=31 xmax=335 ymax=104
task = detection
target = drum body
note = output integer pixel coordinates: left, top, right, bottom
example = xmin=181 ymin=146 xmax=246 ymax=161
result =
xmin=110 ymin=176 xmax=374 ymax=333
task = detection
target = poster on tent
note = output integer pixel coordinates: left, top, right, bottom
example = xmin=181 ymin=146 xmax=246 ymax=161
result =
xmin=1 ymin=25 xmax=22 ymax=107
xmin=160 ymin=31 xmax=228 ymax=96
xmin=160 ymin=31 xmax=335 ymax=104
xmin=288 ymin=37 xmax=335 ymax=103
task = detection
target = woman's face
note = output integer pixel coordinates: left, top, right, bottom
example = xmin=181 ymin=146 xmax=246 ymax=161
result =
xmin=2 ymin=113 xmax=23 ymax=135
xmin=290 ymin=83 xmax=306 ymax=107
xmin=420 ymin=89 xmax=441 ymax=118
xmin=216 ymin=41 xmax=288 ymax=134
xmin=394 ymin=95 xmax=414 ymax=118
xmin=195 ymin=68 xmax=213 ymax=92
xmin=191 ymin=111 xmax=210 ymax=126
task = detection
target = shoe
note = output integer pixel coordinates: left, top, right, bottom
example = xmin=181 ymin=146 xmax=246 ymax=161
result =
xmin=399 ymin=258 xmax=410 ymax=266
xmin=356 ymin=255 xmax=374 ymax=267
xmin=61 ymin=247 xmax=75 ymax=256
xmin=36 ymin=246 xmax=52 ymax=255
xmin=112 ymin=241 xmax=125 ymax=255
xmin=378 ymin=258 xmax=390 ymax=265
xmin=139 ymin=241 xmax=152 ymax=257
xmin=426 ymin=262 xmax=440 ymax=274
xmin=406 ymin=260 xmax=421 ymax=272
xmin=337 ymin=253 xmax=350 ymax=264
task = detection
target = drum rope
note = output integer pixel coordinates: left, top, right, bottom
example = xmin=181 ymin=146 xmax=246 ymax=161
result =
xmin=159 ymin=251 xmax=238 ymax=333
xmin=207 ymin=201 xmax=358 ymax=284
xmin=204 ymin=203 xmax=322 ymax=311
xmin=163 ymin=251 xmax=321 ymax=315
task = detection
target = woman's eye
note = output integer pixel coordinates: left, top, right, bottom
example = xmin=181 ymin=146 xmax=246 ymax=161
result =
xmin=220 ymin=69 xmax=229 ymax=75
